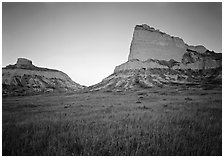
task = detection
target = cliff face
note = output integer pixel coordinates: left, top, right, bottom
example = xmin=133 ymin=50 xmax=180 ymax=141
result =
xmin=120 ymin=24 xmax=222 ymax=72
xmin=127 ymin=24 xmax=221 ymax=71
xmin=128 ymin=24 xmax=187 ymax=62
xmin=89 ymin=24 xmax=222 ymax=91
xmin=16 ymin=58 xmax=34 ymax=68
xmin=2 ymin=58 xmax=85 ymax=96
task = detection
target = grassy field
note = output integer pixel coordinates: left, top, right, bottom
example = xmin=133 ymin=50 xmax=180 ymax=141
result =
xmin=2 ymin=86 xmax=222 ymax=155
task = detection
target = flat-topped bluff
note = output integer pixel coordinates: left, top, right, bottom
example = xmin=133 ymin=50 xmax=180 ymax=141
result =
xmin=2 ymin=58 xmax=85 ymax=96
xmin=128 ymin=24 xmax=220 ymax=62
xmin=16 ymin=58 xmax=33 ymax=68
xmin=89 ymin=24 xmax=222 ymax=91
xmin=4 ymin=58 xmax=59 ymax=72
xmin=128 ymin=24 xmax=186 ymax=62
xmin=116 ymin=24 xmax=221 ymax=72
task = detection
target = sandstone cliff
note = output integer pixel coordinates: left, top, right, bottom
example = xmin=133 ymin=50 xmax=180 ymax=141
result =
xmin=89 ymin=24 xmax=222 ymax=91
xmin=128 ymin=24 xmax=187 ymax=62
xmin=119 ymin=24 xmax=221 ymax=72
xmin=2 ymin=58 xmax=85 ymax=96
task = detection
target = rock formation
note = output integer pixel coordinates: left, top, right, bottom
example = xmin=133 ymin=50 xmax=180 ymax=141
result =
xmin=2 ymin=58 xmax=85 ymax=96
xmin=15 ymin=58 xmax=34 ymax=68
xmin=112 ymin=24 xmax=221 ymax=74
xmin=89 ymin=24 xmax=222 ymax=91
xmin=173 ymin=49 xmax=222 ymax=70
xmin=128 ymin=24 xmax=187 ymax=62
xmin=114 ymin=59 xmax=179 ymax=73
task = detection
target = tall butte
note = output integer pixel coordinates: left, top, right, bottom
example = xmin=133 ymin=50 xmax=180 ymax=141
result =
xmin=128 ymin=24 xmax=187 ymax=62
xmin=89 ymin=24 xmax=222 ymax=91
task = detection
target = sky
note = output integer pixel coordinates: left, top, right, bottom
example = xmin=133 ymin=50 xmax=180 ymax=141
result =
xmin=2 ymin=2 xmax=222 ymax=86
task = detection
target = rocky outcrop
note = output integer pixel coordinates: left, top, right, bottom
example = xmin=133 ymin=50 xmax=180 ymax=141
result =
xmin=124 ymin=24 xmax=221 ymax=71
xmin=173 ymin=49 xmax=222 ymax=70
xmin=15 ymin=58 xmax=34 ymax=68
xmin=89 ymin=67 xmax=222 ymax=91
xmin=127 ymin=24 xmax=221 ymax=70
xmin=128 ymin=24 xmax=187 ymax=62
xmin=89 ymin=24 xmax=222 ymax=91
xmin=114 ymin=59 xmax=168 ymax=73
xmin=114 ymin=59 xmax=179 ymax=73
xmin=187 ymin=45 xmax=207 ymax=54
xmin=2 ymin=58 xmax=85 ymax=96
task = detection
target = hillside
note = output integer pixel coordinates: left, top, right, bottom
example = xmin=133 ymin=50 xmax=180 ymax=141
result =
xmin=2 ymin=58 xmax=85 ymax=96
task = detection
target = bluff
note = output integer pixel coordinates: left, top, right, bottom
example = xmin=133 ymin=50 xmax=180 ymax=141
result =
xmin=128 ymin=24 xmax=186 ymax=62
xmin=89 ymin=24 xmax=222 ymax=91
xmin=2 ymin=58 xmax=85 ymax=96
xmin=123 ymin=24 xmax=221 ymax=71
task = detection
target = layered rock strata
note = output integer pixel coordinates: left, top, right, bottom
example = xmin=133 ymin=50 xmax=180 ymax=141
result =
xmin=2 ymin=58 xmax=85 ymax=96
xmin=127 ymin=24 xmax=221 ymax=70
xmin=90 ymin=24 xmax=222 ymax=91
xmin=128 ymin=24 xmax=187 ymax=62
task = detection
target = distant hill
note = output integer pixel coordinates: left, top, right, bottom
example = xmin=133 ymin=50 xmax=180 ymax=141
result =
xmin=2 ymin=58 xmax=85 ymax=96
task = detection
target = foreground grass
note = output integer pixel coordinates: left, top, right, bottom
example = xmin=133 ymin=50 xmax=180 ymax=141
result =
xmin=2 ymin=87 xmax=222 ymax=155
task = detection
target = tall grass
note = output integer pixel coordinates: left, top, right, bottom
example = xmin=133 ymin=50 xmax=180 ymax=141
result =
xmin=2 ymin=88 xmax=222 ymax=155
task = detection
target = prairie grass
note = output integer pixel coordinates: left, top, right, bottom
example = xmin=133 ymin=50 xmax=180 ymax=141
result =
xmin=2 ymin=87 xmax=222 ymax=155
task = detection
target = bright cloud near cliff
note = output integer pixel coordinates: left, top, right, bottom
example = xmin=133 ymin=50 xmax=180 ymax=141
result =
xmin=2 ymin=2 xmax=222 ymax=86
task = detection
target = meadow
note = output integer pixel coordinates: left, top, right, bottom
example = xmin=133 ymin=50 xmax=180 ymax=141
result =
xmin=2 ymin=86 xmax=222 ymax=155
